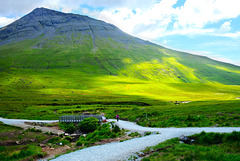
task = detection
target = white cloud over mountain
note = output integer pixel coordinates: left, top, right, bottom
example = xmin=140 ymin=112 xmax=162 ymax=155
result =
xmin=0 ymin=0 xmax=239 ymax=65
xmin=0 ymin=0 xmax=240 ymax=39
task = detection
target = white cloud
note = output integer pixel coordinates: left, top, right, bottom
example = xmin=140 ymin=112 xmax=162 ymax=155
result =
xmin=96 ymin=0 xmax=240 ymax=40
xmin=1 ymin=0 xmax=240 ymax=40
xmin=213 ymin=31 xmax=240 ymax=38
xmin=98 ymin=0 xmax=178 ymax=40
xmin=176 ymin=0 xmax=240 ymax=28
xmin=220 ymin=21 xmax=231 ymax=32
xmin=0 ymin=16 xmax=17 ymax=27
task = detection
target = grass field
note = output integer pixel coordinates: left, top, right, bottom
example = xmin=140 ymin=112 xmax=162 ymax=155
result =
xmin=0 ymin=67 xmax=239 ymax=127
xmin=0 ymin=122 xmax=47 ymax=161
xmin=0 ymin=35 xmax=240 ymax=127
xmin=139 ymin=131 xmax=240 ymax=161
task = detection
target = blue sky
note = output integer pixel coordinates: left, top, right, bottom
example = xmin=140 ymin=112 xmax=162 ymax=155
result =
xmin=0 ymin=0 xmax=240 ymax=66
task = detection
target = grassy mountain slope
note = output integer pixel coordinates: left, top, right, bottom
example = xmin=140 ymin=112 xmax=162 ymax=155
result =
xmin=1 ymin=38 xmax=240 ymax=103
xmin=0 ymin=35 xmax=239 ymax=84
xmin=0 ymin=8 xmax=240 ymax=120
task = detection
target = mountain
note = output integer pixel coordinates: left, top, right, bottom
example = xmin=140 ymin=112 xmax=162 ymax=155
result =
xmin=0 ymin=8 xmax=240 ymax=103
xmin=0 ymin=8 xmax=149 ymax=46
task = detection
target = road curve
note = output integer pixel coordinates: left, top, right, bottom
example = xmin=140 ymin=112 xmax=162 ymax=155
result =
xmin=1 ymin=117 xmax=239 ymax=161
xmin=51 ymin=119 xmax=240 ymax=161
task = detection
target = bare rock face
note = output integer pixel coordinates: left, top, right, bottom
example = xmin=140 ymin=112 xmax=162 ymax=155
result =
xmin=0 ymin=7 xmax=149 ymax=46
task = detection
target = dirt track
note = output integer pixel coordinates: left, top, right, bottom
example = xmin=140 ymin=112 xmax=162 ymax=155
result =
xmin=0 ymin=117 xmax=63 ymax=135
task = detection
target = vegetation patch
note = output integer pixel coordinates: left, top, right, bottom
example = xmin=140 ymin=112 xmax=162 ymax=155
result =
xmin=138 ymin=131 xmax=240 ymax=161
xmin=76 ymin=122 xmax=125 ymax=147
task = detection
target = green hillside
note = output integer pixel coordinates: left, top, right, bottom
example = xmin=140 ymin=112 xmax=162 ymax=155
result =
xmin=0 ymin=8 xmax=240 ymax=120
xmin=0 ymin=36 xmax=240 ymax=101
xmin=1 ymin=35 xmax=239 ymax=84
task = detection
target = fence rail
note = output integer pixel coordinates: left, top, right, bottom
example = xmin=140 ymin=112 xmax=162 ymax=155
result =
xmin=59 ymin=115 xmax=102 ymax=123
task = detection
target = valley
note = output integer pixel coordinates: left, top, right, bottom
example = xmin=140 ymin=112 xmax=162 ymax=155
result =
xmin=0 ymin=7 xmax=239 ymax=161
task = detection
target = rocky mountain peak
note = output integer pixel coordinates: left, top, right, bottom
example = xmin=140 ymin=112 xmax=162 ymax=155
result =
xmin=0 ymin=7 xmax=129 ymax=46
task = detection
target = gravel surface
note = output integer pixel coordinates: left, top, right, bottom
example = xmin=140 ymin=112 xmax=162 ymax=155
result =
xmin=1 ymin=117 xmax=239 ymax=161
xmin=0 ymin=117 xmax=63 ymax=134
xmin=0 ymin=117 xmax=58 ymax=125
xmin=52 ymin=119 xmax=240 ymax=161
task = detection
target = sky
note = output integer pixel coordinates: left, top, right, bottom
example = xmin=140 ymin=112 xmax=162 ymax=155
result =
xmin=0 ymin=0 xmax=240 ymax=66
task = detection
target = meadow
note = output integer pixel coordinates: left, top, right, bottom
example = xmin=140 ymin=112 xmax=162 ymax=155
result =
xmin=1 ymin=11 xmax=240 ymax=161
xmin=139 ymin=131 xmax=240 ymax=161
xmin=0 ymin=37 xmax=240 ymax=127
xmin=0 ymin=67 xmax=239 ymax=127
xmin=0 ymin=122 xmax=48 ymax=161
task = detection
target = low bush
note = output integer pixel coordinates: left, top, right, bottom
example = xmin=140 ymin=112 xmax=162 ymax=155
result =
xmin=194 ymin=131 xmax=240 ymax=145
xmin=65 ymin=123 xmax=76 ymax=134
xmin=128 ymin=132 xmax=141 ymax=137
xmin=77 ymin=123 xmax=124 ymax=147
xmin=144 ymin=132 xmax=152 ymax=136
xmin=25 ymin=128 xmax=42 ymax=133
xmin=112 ymin=124 xmax=121 ymax=133
xmin=0 ymin=145 xmax=44 ymax=161
xmin=48 ymin=136 xmax=61 ymax=143
xmin=140 ymin=131 xmax=240 ymax=161
xmin=78 ymin=117 xmax=99 ymax=133
xmin=60 ymin=138 xmax=70 ymax=145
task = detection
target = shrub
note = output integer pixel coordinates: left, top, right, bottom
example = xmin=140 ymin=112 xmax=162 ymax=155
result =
xmin=226 ymin=131 xmax=240 ymax=142
xmin=78 ymin=117 xmax=99 ymax=133
xmin=60 ymin=139 xmax=70 ymax=145
xmin=128 ymin=132 xmax=141 ymax=137
xmin=76 ymin=141 xmax=83 ymax=146
xmin=48 ymin=136 xmax=61 ymax=143
xmin=64 ymin=136 xmax=72 ymax=141
xmin=112 ymin=124 xmax=121 ymax=133
xmin=58 ymin=122 xmax=77 ymax=134
xmin=25 ymin=128 xmax=42 ymax=133
xmin=65 ymin=123 xmax=76 ymax=134
xmin=144 ymin=132 xmax=152 ymax=136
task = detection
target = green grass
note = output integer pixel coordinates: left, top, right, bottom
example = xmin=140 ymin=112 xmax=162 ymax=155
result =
xmin=0 ymin=33 xmax=240 ymax=127
xmin=76 ymin=122 xmax=124 ymax=146
xmin=105 ymin=100 xmax=240 ymax=127
xmin=140 ymin=131 xmax=240 ymax=161
xmin=0 ymin=144 xmax=45 ymax=161
xmin=0 ymin=123 xmax=48 ymax=161
xmin=0 ymin=67 xmax=239 ymax=127
xmin=0 ymin=122 xmax=22 ymax=132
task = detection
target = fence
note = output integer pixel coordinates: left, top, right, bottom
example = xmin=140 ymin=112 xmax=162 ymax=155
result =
xmin=59 ymin=115 xmax=102 ymax=123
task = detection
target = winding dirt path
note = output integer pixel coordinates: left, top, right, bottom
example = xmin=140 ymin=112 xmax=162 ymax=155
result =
xmin=51 ymin=119 xmax=240 ymax=161
xmin=0 ymin=117 xmax=63 ymax=135
xmin=1 ymin=117 xmax=240 ymax=161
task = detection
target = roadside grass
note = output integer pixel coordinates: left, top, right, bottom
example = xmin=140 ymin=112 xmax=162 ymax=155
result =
xmin=0 ymin=123 xmax=51 ymax=161
xmin=76 ymin=122 xmax=124 ymax=147
xmin=0 ymin=121 xmax=22 ymax=132
xmin=106 ymin=100 xmax=240 ymax=127
xmin=140 ymin=131 xmax=240 ymax=161
xmin=0 ymin=144 xmax=44 ymax=161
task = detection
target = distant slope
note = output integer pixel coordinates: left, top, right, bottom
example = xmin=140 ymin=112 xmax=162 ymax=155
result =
xmin=0 ymin=7 xmax=239 ymax=88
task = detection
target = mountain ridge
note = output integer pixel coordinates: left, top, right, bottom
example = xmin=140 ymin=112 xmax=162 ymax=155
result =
xmin=0 ymin=7 xmax=152 ymax=47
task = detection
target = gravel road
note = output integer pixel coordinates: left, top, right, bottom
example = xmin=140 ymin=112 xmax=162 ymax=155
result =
xmin=0 ymin=117 xmax=63 ymax=134
xmin=52 ymin=119 xmax=240 ymax=161
xmin=1 ymin=117 xmax=239 ymax=161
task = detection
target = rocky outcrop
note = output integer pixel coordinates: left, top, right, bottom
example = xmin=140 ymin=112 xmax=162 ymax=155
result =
xmin=0 ymin=7 xmax=149 ymax=46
